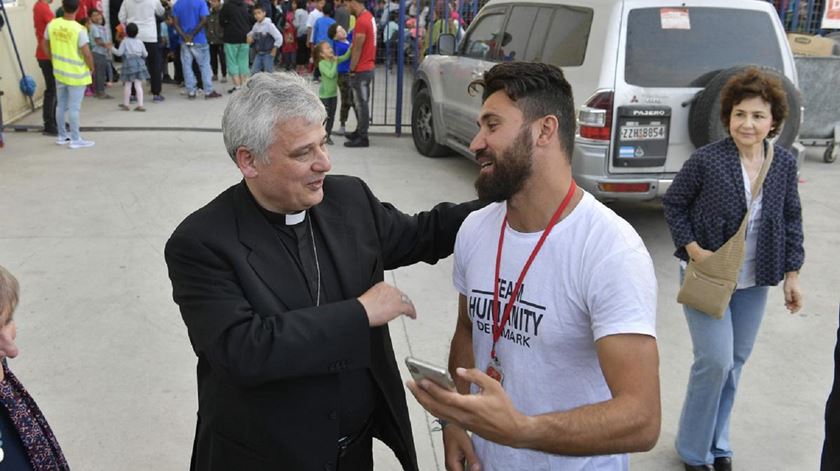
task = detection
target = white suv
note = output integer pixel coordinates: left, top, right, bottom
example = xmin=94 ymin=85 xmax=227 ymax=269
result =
xmin=411 ymin=0 xmax=803 ymax=200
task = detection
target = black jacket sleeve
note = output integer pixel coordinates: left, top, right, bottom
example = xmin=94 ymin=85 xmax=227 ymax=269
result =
xmin=357 ymin=179 xmax=486 ymax=270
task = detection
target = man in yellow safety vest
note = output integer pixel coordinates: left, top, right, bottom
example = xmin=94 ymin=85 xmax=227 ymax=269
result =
xmin=44 ymin=0 xmax=96 ymax=149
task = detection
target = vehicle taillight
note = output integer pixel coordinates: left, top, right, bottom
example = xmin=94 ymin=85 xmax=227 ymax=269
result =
xmin=579 ymin=91 xmax=614 ymax=141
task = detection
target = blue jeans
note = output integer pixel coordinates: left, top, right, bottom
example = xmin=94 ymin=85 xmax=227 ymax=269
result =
xmin=181 ymin=43 xmax=214 ymax=94
xmin=56 ymin=83 xmax=86 ymax=141
xmin=251 ymin=52 xmax=274 ymax=74
xmin=676 ymin=266 xmax=769 ymax=465
xmin=350 ymin=70 xmax=373 ymax=138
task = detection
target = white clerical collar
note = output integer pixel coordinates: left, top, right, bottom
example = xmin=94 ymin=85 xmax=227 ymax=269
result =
xmin=285 ymin=211 xmax=306 ymax=225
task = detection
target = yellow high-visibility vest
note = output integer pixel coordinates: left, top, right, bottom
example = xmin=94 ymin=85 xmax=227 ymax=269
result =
xmin=47 ymin=17 xmax=92 ymax=86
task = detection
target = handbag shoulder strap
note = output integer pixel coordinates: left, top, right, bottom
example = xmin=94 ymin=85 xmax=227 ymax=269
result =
xmin=740 ymin=141 xmax=774 ymax=228
xmin=750 ymin=141 xmax=774 ymax=199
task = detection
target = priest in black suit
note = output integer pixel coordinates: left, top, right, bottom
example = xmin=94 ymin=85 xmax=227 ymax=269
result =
xmin=164 ymin=72 xmax=482 ymax=471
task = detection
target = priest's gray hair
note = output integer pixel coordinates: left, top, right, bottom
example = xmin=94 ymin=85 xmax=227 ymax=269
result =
xmin=222 ymin=72 xmax=327 ymax=165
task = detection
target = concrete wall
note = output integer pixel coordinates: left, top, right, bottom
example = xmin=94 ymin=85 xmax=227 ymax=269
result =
xmin=1 ymin=0 xmax=43 ymax=124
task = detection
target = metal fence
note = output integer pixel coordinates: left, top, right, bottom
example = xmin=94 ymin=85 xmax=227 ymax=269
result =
xmin=768 ymin=0 xmax=831 ymax=34
xmin=367 ymin=0 xmax=489 ymax=131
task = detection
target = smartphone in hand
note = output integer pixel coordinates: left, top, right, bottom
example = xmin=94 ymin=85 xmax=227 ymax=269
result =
xmin=405 ymin=357 xmax=456 ymax=390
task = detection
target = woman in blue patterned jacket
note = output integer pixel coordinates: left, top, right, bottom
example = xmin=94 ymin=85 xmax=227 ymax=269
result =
xmin=662 ymin=67 xmax=804 ymax=471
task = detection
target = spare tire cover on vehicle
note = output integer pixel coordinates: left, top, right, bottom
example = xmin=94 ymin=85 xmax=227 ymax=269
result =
xmin=688 ymin=65 xmax=801 ymax=150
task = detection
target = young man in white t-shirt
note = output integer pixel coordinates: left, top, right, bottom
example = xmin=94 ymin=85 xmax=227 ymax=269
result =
xmin=408 ymin=62 xmax=661 ymax=471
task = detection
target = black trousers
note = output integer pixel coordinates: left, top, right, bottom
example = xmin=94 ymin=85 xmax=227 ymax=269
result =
xmin=321 ymin=97 xmax=337 ymax=137
xmin=37 ymin=59 xmax=57 ymax=133
xmin=143 ymin=41 xmax=162 ymax=95
xmin=822 ymin=309 xmax=840 ymax=470
xmin=335 ymin=421 xmax=373 ymax=471
xmin=296 ymin=36 xmax=309 ymax=65
xmin=171 ymin=46 xmax=184 ymax=83
xmin=210 ymin=43 xmax=227 ymax=78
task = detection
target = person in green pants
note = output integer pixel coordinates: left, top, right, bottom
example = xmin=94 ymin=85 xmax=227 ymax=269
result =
xmin=219 ymin=0 xmax=253 ymax=92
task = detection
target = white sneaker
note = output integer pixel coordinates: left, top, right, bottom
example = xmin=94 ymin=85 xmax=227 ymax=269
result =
xmin=69 ymin=139 xmax=95 ymax=149
xmin=337 ymin=126 xmax=346 ymax=136
xmin=56 ymin=136 xmax=71 ymax=145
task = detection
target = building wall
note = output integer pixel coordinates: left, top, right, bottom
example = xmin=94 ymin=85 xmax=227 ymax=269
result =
xmin=2 ymin=0 xmax=113 ymax=125
xmin=1 ymin=0 xmax=44 ymax=124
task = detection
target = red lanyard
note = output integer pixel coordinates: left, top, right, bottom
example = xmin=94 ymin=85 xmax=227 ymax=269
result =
xmin=490 ymin=179 xmax=577 ymax=360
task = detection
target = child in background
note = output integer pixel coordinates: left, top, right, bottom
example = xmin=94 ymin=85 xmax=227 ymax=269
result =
xmin=159 ymin=19 xmax=172 ymax=83
xmin=327 ymin=23 xmax=353 ymax=136
xmin=247 ymin=5 xmax=283 ymax=74
xmin=382 ymin=10 xmax=399 ymax=71
xmin=88 ymin=9 xmax=114 ymax=99
xmin=164 ymin=13 xmax=184 ymax=85
xmin=207 ymin=0 xmax=227 ymax=83
xmin=111 ymin=23 xmax=151 ymax=111
xmin=313 ymin=39 xmax=351 ymax=145
xmin=78 ymin=16 xmax=95 ymax=97
xmin=281 ymin=10 xmax=297 ymax=71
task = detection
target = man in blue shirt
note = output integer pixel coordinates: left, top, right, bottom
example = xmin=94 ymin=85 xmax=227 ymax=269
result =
xmin=311 ymin=1 xmax=335 ymax=46
xmin=173 ymin=0 xmax=223 ymax=99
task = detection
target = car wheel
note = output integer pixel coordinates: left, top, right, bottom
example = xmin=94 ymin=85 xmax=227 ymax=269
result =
xmin=688 ymin=65 xmax=802 ymax=150
xmin=412 ymin=87 xmax=452 ymax=157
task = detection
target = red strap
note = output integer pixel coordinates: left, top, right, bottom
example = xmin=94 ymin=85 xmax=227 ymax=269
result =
xmin=491 ymin=180 xmax=577 ymax=359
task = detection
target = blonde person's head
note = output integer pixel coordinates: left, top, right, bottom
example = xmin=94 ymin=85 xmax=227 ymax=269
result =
xmin=0 ymin=265 xmax=19 ymax=321
xmin=0 ymin=265 xmax=20 ymax=366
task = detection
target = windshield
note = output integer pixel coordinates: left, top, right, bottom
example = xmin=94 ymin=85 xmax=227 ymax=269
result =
xmin=625 ymin=7 xmax=784 ymax=87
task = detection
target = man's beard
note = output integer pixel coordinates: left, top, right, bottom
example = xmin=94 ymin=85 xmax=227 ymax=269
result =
xmin=474 ymin=126 xmax=534 ymax=202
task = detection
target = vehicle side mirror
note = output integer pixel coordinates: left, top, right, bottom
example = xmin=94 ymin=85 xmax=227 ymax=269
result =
xmin=438 ymin=33 xmax=455 ymax=56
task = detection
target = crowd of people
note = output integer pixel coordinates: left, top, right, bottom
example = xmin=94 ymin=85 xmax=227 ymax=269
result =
xmin=31 ymin=0 xmax=465 ymax=150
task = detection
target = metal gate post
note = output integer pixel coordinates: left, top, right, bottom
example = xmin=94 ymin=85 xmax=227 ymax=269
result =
xmin=791 ymin=0 xmax=801 ymax=30
xmin=804 ymin=0 xmax=816 ymax=33
xmin=395 ymin=0 xmax=408 ymax=136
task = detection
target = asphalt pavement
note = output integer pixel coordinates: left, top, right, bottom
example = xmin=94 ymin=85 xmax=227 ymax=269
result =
xmin=0 ymin=78 xmax=838 ymax=470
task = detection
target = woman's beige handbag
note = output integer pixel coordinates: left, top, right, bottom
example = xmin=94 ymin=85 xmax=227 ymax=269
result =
xmin=677 ymin=144 xmax=774 ymax=319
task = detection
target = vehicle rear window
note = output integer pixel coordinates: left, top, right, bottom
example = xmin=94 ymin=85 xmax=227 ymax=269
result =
xmin=625 ymin=8 xmax=784 ymax=87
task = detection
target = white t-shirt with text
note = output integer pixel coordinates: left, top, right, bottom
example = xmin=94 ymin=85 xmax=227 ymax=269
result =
xmin=453 ymin=192 xmax=657 ymax=471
